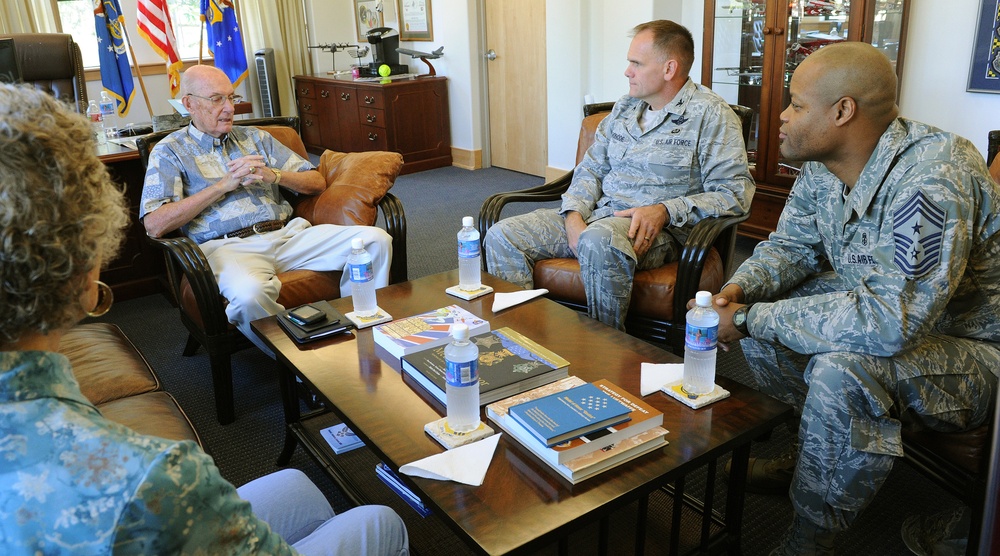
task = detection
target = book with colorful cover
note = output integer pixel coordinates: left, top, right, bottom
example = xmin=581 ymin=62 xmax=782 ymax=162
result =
xmin=401 ymin=327 xmax=570 ymax=406
xmin=372 ymin=305 xmax=489 ymax=358
xmin=319 ymin=422 xmax=364 ymax=454
xmin=507 ymin=382 xmax=631 ymax=447
xmin=375 ymin=462 xmax=431 ymax=517
xmin=488 ymin=377 xmax=663 ymax=463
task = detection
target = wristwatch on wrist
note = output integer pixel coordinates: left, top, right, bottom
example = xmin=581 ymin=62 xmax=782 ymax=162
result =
xmin=271 ymin=168 xmax=282 ymax=185
xmin=733 ymin=303 xmax=754 ymax=337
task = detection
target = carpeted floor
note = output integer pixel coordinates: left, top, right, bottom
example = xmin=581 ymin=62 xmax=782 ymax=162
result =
xmin=92 ymin=165 xmax=954 ymax=554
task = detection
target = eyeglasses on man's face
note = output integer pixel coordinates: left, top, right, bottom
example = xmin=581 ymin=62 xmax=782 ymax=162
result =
xmin=187 ymin=93 xmax=243 ymax=106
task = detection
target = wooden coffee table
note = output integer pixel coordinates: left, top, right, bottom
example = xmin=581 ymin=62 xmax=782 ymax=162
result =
xmin=252 ymin=271 xmax=791 ymax=555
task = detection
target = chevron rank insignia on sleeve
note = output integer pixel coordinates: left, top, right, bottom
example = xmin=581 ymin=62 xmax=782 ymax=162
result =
xmin=892 ymin=190 xmax=945 ymax=278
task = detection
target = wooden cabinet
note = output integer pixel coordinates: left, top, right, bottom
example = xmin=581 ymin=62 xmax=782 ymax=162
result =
xmin=702 ymin=0 xmax=909 ymax=239
xmin=294 ymin=75 xmax=452 ymax=175
xmin=98 ymin=145 xmax=165 ymax=301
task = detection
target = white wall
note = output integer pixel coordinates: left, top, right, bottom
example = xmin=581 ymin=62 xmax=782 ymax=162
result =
xmin=897 ymin=0 xmax=998 ymax=154
xmin=302 ymin=0 xmax=479 ymax=152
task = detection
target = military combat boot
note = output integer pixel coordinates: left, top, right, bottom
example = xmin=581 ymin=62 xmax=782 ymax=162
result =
xmin=724 ymin=441 xmax=797 ymax=494
xmin=770 ymin=515 xmax=837 ymax=556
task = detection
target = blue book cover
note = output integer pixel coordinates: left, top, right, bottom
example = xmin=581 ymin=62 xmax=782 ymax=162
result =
xmin=508 ymin=383 xmax=631 ymax=447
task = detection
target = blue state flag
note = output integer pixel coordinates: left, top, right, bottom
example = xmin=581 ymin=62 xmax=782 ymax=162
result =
xmin=201 ymin=0 xmax=249 ymax=86
xmin=94 ymin=0 xmax=135 ymax=116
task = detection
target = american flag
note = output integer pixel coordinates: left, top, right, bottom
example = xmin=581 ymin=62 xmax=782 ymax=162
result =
xmin=137 ymin=0 xmax=183 ymax=97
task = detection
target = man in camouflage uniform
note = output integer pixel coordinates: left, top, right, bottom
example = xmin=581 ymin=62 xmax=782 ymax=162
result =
xmin=711 ymin=42 xmax=1000 ymax=554
xmin=484 ymin=20 xmax=753 ymax=331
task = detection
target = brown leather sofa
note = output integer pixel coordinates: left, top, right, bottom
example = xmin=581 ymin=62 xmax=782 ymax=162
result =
xmin=0 ymin=33 xmax=87 ymax=113
xmin=59 ymin=323 xmax=202 ymax=446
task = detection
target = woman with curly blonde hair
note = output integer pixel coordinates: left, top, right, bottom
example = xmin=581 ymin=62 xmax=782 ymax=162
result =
xmin=0 ymin=85 xmax=408 ymax=555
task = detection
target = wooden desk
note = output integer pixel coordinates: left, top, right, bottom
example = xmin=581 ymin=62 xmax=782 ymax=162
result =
xmin=253 ymin=272 xmax=791 ymax=555
xmin=97 ymin=142 xmax=164 ymax=301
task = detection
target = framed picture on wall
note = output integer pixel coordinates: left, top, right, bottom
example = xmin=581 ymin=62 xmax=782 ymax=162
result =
xmin=355 ymin=0 xmax=385 ymax=41
xmin=396 ymin=0 xmax=433 ymax=41
xmin=968 ymin=0 xmax=1000 ymax=93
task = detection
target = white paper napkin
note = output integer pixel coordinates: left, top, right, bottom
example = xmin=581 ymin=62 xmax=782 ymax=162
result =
xmin=641 ymin=362 xmax=684 ymax=396
xmin=491 ymin=289 xmax=549 ymax=312
xmin=399 ymin=434 xmax=502 ymax=486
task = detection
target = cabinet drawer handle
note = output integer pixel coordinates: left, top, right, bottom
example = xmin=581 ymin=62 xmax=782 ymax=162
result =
xmin=365 ymin=95 xmax=376 ymax=104
xmin=774 ymin=27 xmax=785 ymax=36
xmin=304 ymin=119 xmax=313 ymax=127
xmin=368 ymin=132 xmax=378 ymax=141
xmin=303 ymin=103 xmax=312 ymax=111
xmin=320 ymin=90 xmax=330 ymax=98
xmin=299 ymin=87 xmax=310 ymax=95
xmin=341 ymin=92 xmax=351 ymax=101
xmin=366 ymin=114 xmax=377 ymax=123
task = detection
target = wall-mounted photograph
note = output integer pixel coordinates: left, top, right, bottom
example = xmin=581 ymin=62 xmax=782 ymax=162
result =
xmin=396 ymin=0 xmax=433 ymax=41
xmin=969 ymin=0 xmax=1000 ymax=93
xmin=355 ymin=0 xmax=385 ymax=41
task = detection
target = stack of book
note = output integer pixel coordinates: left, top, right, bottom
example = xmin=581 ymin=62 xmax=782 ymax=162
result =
xmin=487 ymin=376 xmax=668 ymax=484
xmin=401 ymin=326 xmax=570 ymax=406
xmin=372 ymin=305 xmax=489 ymax=358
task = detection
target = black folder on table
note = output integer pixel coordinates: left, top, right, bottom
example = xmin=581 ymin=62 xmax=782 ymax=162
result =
xmin=276 ymin=301 xmax=353 ymax=343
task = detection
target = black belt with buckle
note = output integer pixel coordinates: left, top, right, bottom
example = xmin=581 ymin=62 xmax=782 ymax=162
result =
xmin=222 ymin=219 xmax=286 ymax=239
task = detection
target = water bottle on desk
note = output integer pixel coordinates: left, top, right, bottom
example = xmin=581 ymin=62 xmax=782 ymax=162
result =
xmin=683 ymin=290 xmax=719 ymax=396
xmin=445 ymin=323 xmax=481 ymax=433
xmin=348 ymin=237 xmax=377 ymax=317
xmin=87 ymin=100 xmax=106 ymax=145
xmin=457 ymin=216 xmax=481 ymax=290
xmin=99 ymin=91 xmax=118 ymax=138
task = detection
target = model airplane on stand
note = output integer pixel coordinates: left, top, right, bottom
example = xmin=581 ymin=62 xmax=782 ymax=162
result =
xmin=395 ymin=46 xmax=444 ymax=76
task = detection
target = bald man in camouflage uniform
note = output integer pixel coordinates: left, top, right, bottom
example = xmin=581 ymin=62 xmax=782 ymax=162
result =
xmin=710 ymin=42 xmax=1000 ymax=554
xmin=484 ymin=20 xmax=753 ymax=331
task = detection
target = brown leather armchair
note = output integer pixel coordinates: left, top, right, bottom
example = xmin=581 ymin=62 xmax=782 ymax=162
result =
xmin=479 ymin=103 xmax=753 ymax=354
xmin=137 ymin=117 xmax=408 ymax=424
xmin=0 ymin=33 xmax=87 ymax=113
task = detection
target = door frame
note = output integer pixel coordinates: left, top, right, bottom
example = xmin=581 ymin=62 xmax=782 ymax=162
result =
xmin=476 ymin=0 xmax=493 ymax=168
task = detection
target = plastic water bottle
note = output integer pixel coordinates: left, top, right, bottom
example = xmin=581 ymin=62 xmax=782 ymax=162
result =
xmin=99 ymin=91 xmax=118 ymax=138
xmin=457 ymin=216 xmax=481 ymax=290
xmin=445 ymin=323 xmax=481 ymax=433
xmin=87 ymin=100 xmax=106 ymax=145
xmin=683 ymin=290 xmax=719 ymax=395
xmin=348 ymin=237 xmax=377 ymax=317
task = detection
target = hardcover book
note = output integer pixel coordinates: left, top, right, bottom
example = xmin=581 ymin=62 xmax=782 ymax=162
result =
xmin=319 ymin=422 xmax=364 ymax=454
xmin=372 ymin=305 xmax=489 ymax=358
xmin=375 ymin=462 xmax=431 ymax=517
xmin=401 ymin=327 xmax=570 ymax=406
xmin=508 ymin=382 xmax=631 ymax=447
xmin=488 ymin=377 xmax=663 ymax=463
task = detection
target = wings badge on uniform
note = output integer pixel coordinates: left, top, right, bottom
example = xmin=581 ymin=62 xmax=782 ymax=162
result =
xmin=892 ymin=190 xmax=945 ymax=278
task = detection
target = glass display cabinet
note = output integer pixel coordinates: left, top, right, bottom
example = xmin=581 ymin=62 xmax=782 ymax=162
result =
xmin=702 ymin=0 xmax=909 ymax=239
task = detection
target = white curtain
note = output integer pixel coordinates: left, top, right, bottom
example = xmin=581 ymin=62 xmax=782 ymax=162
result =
xmin=236 ymin=0 xmax=313 ymax=118
xmin=1 ymin=0 xmax=57 ymax=34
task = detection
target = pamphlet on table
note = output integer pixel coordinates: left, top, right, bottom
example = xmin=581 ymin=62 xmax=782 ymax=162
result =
xmin=508 ymin=382 xmax=632 ymax=446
